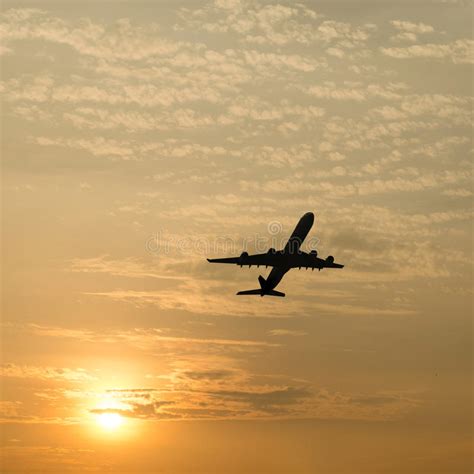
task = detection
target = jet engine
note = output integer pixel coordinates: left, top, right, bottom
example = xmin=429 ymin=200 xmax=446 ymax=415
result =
xmin=310 ymin=250 xmax=318 ymax=257
xmin=239 ymin=251 xmax=249 ymax=264
xmin=326 ymin=255 xmax=334 ymax=264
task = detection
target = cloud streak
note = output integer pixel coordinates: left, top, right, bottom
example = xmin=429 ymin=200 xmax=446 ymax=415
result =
xmin=381 ymin=39 xmax=474 ymax=64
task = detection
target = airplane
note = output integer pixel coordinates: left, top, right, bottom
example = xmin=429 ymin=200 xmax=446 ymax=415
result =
xmin=207 ymin=212 xmax=343 ymax=297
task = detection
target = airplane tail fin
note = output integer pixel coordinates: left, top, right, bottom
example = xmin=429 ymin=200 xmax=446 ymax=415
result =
xmin=236 ymin=274 xmax=285 ymax=297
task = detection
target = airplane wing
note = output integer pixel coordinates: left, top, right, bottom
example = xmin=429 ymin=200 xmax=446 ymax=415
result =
xmin=207 ymin=253 xmax=277 ymax=267
xmin=208 ymin=252 xmax=343 ymax=269
xmin=310 ymin=257 xmax=344 ymax=269
xmin=288 ymin=256 xmax=344 ymax=270
xmin=323 ymin=261 xmax=344 ymax=269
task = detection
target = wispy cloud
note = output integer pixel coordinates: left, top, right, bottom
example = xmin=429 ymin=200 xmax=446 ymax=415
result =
xmin=86 ymin=383 xmax=420 ymax=421
xmin=1 ymin=9 xmax=192 ymax=61
xmin=27 ymin=324 xmax=278 ymax=351
xmin=1 ymin=363 xmax=97 ymax=383
xmin=381 ymin=39 xmax=474 ymax=64
xmin=268 ymin=329 xmax=308 ymax=337
xmin=390 ymin=20 xmax=435 ymax=42
xmin=70 ymin=255 xmax=182 ymax=280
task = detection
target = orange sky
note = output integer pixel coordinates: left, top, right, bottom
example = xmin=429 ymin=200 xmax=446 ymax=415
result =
xmin=1 ymin=1 xmax=472 ymax=473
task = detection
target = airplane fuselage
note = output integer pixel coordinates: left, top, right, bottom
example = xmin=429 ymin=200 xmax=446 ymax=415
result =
xmin=261 ymin=266 xmax=289 ymax=293
xmin=260 ymin=212 xmax=315 ymax=293
xmin=260 ymin=253 xmax=326 ymax=292
xmin=284 ymin=211 xmax=314 ymax=254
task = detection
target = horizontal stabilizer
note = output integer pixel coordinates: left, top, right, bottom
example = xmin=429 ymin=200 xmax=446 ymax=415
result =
xmin=236 ymin=289 xmax=262 ymax=296
xmin=236 ymin=289 xmax=285 ymax=297
xmin=267 ymin=289 xmax=285 ymax=297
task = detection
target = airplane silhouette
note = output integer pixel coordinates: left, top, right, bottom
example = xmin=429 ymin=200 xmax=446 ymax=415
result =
xmin=207 ymin=212 xmax=343 ymax=297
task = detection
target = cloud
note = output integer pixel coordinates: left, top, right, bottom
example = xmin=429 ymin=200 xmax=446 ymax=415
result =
xmin=87 ymin=287 xmax=419 ymax=317
xmin=84 ymin=288 xmax=303 ymax=318
xmin=316 ymin=20 xmax=373 ymax=44
xmin=12 ymin=104 xmax=53 ymax=122
xmin=34 ymin=136 xmax=136 ymax=159
xmin=90 ymin=400 xmax=178 ymax=420
xmin=389 ymin=21 xmax=436 ymax=44
xmin=370 ymin=105 xmax=407 ymax=120
xmin=179 ymin=2 xmax=375 ymax=50
xmin=327 ymin=47 xmax=345 ymax=58
xmin=79 ymin=367 xmax=422 ymax=421
xmin=86 ymin=383 xmax=420 ymax=421
xmin=306 ymin=389 xmax=421 ymax=421
xmin=181 ymin=3 xmax=321 ymax=45
xmin=302 ymin=82 xmax=405 ymax=101
xmin=442 ymin=188 xmax=472 ymax=197
xmin=391 ymin=31 xmax=418 ymax=42
xmin=242 ymin=49 xmax=324 ymax=72
xmin=5 ymin=78 xmax=327 ymax=134
xmin=2 ymin=319 xmax=422 ymax=423
xmin=222 ymin=96 xmax=326 ymax=132
xmin=1 ymin=9 xmax=193 ymax=62
xmin=208 ymin=386 xmax=312 ymax=415
xmin=179 ymin=369 xmax=237 ymax=381
xmin=268 ymin=329 xmax=308 ymax=337
xmin=235 ymin=144 xmax=317 ymax=168
xmin=0 ymin=401 xmax=23 ymax=419
xmin=390 ymin=20 xmax=434 ymax=37
xmin=0 ymin=44 xmax=12 ymax=55
xmin=27 ymin=324 xmax=279 ymax=350
xmin=1 ymin=363 xmax=96 ymax=383
xmin=70 ymin=255 xmax=182 ymax=280
xmin=88 ymin=387 xmax=308 ymax=420
xmin=399 ymin=94 xmax=471 ymax=122
xmin=239 ymin=170 xmax=471 ymax=197
xmin=0 ymin=446 xmax=100 ymax=469
xmin=381 ymin=39 xmax=474 ymax=64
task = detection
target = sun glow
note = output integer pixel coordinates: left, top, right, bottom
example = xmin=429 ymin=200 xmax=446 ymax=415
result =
xmin=97 ymin=412 xmax=123 ymax=430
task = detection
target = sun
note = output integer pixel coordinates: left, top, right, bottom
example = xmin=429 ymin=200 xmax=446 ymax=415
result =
xmin=97 ymin=412 xmax=123 ymax=430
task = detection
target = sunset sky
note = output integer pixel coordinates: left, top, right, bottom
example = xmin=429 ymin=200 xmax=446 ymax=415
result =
xmin=1 ymin=1 xmax=472 ymax=472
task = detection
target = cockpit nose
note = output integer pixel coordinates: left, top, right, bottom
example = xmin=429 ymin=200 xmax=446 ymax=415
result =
xmin=303 ymin=212 xmax=315 ymax=224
